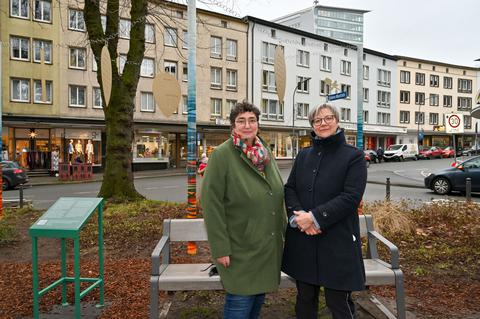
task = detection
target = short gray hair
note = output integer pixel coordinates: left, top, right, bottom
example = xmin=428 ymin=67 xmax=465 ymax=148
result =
xmin=308 ymin=104 xmax=340 ymax=127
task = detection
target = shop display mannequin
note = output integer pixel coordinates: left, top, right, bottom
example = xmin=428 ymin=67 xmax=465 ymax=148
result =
xmin=86 ymin=139 xmax=94 ymax=164
xmin=68 ymin=139 xmax=74 ymax=164
xmin=75 ymin=140 xmax=83 ymax=162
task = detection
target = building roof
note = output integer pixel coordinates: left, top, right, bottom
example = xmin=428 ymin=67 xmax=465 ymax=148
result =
xmin=363 ymin=48 xmax=397 ymax=61
xmin=273 ymin=5 xmax=369 ymax=22
xmin=395 ymin=55 xmax=480 ymax=71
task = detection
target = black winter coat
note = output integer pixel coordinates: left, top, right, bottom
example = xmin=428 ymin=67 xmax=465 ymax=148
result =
xmin=282 ymin=129 xmax=367 ymax=291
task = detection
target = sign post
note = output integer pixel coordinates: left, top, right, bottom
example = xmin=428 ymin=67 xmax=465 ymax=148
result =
xmin=445 ymin=113 xmax=464 ymax=163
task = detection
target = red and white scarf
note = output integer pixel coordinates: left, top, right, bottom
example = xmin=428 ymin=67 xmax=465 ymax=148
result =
xmin=232 ymin=132 xmax=270 ymax=172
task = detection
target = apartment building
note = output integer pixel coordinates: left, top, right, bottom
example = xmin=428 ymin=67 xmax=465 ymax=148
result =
xmin=1 ymin=0 xmax=248 ymax=170
xmin=395 ymin=56 xmax=479 ymax=149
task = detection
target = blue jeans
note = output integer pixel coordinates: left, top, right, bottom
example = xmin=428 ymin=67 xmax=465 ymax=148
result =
xmin=224 ymin=293 xmax=265 ymax=319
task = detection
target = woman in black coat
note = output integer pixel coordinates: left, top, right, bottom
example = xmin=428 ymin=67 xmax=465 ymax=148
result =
xmin=282 ymin=103 xmax=367 ymax=319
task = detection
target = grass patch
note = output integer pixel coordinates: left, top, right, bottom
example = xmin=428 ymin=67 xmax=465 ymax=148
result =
xmin=0 ymin=207 xmax=43 ymax=245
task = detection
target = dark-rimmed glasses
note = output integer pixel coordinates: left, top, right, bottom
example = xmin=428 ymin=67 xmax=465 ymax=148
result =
xmin=313 ymin=115 xmax=335 ymax=126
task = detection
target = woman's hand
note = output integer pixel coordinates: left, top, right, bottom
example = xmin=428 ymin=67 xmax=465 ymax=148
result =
xmin=216 ymin=256 xmax=230 ymax=268
xmin=294 ymin=210 xmax=313 ymax=230
xmin=304 ymin=225 xmax=322 ymax=235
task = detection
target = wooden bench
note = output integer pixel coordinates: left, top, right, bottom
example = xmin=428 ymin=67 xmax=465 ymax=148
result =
xmin=150 ymin=215 xmax=406 ymax=319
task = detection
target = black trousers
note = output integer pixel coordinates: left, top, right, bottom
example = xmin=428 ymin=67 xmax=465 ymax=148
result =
xmin=295 ymin=280 xmax=355 ymax=319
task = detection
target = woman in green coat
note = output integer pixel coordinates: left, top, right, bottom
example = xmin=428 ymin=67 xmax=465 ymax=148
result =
xmin=201 ymin=101 xmax=286 ymax=319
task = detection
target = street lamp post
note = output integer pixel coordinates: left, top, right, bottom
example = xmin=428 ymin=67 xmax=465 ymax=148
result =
xmin=292 ymin=77 xmax=311 ymax=163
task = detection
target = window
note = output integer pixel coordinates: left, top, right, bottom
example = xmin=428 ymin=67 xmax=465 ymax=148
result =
xmin=458 ymin=97 xmax=472 ymax=110
xmin=297 ymin=50 xmax=310 ymax=67
xmin=377 ymin=90 xmax=391 ymax=108
xmin=69 ymin=47 xmax=86 ymax=69
xmin=320 ymin=80 xmax=330 ymax=96
xmin=415 ymin=112 xmax=425 ymax=124
xmin=443 ymin=95 xmax=452 ymax=107
xmin=400 ymin=71 xmax=410 ymax=84
xmin=377 ymin=69 xmax=391 ymax=86
xmin=301 ymin=37 xmax=306 ymax=46
xmin=211 ymin=98 xmax=222 ymax=117
xmin=226 ymin=100 xmax=237 ymax=117
xmin=429 ymin=94 xmax=439 ymax=106
xmin=145 ymin=24 xmax=155 ymax=43
xmin=101 ymin=15 xmax=106 ymax=32
xmin=226 ymin=39 xmax=237 ymax=61
xmin=341 ymin=84 xmax=351 ymax=99
xmin=261 ymin=99 xmax=283 ymax=120
xmin=162 ymin=60 xmax=176 ymax=78
xmin=458 ymin=79 xmax=472 ymax=93
xmin=140 ymin=92 xmax=155 ymax=112
xmin=226 ymin=69 xmax=237 ymax=90
xmin=363 ymin=110 xmax=369 ymax=123
xmin=182 ymin=95 xmax=188 ymax=114
xmin=210 ymin=67 xmax=222 ymax=89
xmin=400 ymin=111 xmax=410 ymax=124
xmin=430 ymin=75 xmax=439 ymax=87
xmin=340 ymin=108 xmax=351 ymax=122
xmin=69 ymin=9 xmax=85 ymax=31
xmin=182 ymin=30 xmax=188 ymax=49
xmin=363 ymin=65 xmax=369 ymax=80
xmin=464 ymin=115 xmax=472 ymax=129
xmin=69 ymin=85 xmax=86 ymax=107
xmin=363 ymin=88 xmax=369 ymax=102
xmin=429 ymin=113 xmax=439 ymax=125
xmin=320 ymin=55 xmax=332 ymax=71
xmin=119 ymin=54 xmax=127 ymax=74
xmin=324 ymin=43 xmax=328 ymax=51
xmin=221 ymin=20 xmax=228 ymax=28
xmin=343 ymin=48 xmax=348 ymax=56
xmin=119 ymin=19 xmax=131 ymax=39
xmin=33 ymin=80 xmax=52 ymax=103
xmin=93 ymin=87 xmax=102 ymax=108
xmin=262 ymin=42 xmax=276 ymax=64
xmin=377 ymin=112 xmax=391 ymax=125
xmin=262 ymin=70 xmax=276 ymax=92
xmin=211 ymin=36 xmax=222 ymax=58
xmin=415 ymin=92 xmax=425 ymax=105
xmin=11 ymin=78 xmax=30 ymax=102
xmin=140 ymin=58 xmax=154 ymax=77
xmin=34 ymin=0 xmax=51 ymax=22
xmin=174 ymin=10 xmax=183 ymax=19
xmin=296 ymin=76 xmax=310 ymax=93
xmin=10 ymin=36 xmax=29 ymax=61
xmin=400 ymin=90 xmax=410 ymax=104
xmin=11 ymin=0 xmax=29 ymax=18
xmin=443 ymin=76 xmax=452 ymax=89
xmin=415 ymin=72 xmax=425 ymax=85
xmin=296 ymin=103 xmax=309 ymax=119
xmin=33 ymin=39 xmax=52 ymax=63
xmin=182 ymin=63 xmax=188 ymax=82
xmin=271 ymin=29 xmax=276 ymax=38
xmin=164 ymin=28 xmax=177 ymax=47
xmin=340 ymin=60 xmax=351 ymax=76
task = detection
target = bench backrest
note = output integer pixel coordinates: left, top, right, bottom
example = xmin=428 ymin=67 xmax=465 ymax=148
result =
xmin=164 ymin=214 xmax=373 ymax=242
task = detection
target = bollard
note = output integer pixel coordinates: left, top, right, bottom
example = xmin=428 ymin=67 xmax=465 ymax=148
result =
xmin=19 ymin=184 xmax=24 ymax=208
xmin=386 ymin=177 xmax=391 ymax=202
xmin=466 ymin=178 xmax=472 ymax=202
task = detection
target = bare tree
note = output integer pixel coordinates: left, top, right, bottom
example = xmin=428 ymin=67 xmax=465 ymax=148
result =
xmin=83 ymin=0 xmax=147 ymax=201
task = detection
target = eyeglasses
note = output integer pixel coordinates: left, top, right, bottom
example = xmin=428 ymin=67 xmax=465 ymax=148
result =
xmin=312 ymin=115 xmax=335 ymax=126
xmin=235 ymin=118 xmax=258 ymax=127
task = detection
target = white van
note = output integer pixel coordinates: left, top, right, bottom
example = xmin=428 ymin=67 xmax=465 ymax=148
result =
xmin=383 ymin=144 xmax=419 ymax=161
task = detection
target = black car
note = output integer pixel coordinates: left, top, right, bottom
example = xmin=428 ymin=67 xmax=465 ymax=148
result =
xmin=2 ymin=161 xmax=28 ymax=191
xmin=424 ymin=156 xmax=480 ymax=195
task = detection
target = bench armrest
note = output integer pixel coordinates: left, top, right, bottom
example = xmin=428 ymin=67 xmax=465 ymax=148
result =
xmin=151 ymin=235 xmax=169 ymax=276
xmin=368 ymin=230 xmax=399 ymax=269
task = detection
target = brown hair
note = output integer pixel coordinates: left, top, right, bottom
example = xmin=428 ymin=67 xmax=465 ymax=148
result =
xmin=229 ymin=100 xmax=261 ymax=130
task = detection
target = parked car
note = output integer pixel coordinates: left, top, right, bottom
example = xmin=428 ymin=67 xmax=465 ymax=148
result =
xmin=419 ymin=146 xmax=443 ymax=159
xmin=383 ymin=144 xmax=418 ymax=161
xmin=424 ymin=156 xmax=480 ymax=195
xmin=442 ymin=146 xmax=463 ymax=158
xmin=1 ymin=161 xmax=28 ymax=191
xmin=364 ymin=150 xmax=378 ymax=163
xmin=462 ymin=145 xmax=480 ymax=156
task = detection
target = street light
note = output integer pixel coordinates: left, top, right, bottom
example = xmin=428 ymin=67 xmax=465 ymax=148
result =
xmin=292 ymin=77 xmax=311 ymax=162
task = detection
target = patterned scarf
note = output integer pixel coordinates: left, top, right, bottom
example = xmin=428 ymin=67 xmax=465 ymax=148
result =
xmin=232 ymin=132 xmax=270 ymax=172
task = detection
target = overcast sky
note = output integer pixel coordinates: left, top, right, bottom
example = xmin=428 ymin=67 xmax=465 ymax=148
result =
xmin=196 ymin=0 xmax=480 ymax=67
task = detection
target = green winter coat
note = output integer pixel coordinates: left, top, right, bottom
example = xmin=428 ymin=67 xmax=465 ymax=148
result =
xmin=201 ymin=137 xmax=287 ymax=295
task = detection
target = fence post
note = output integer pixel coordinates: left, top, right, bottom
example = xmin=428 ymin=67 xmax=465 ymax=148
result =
xmin=466 ymin=178 xmax=472 ymax=202
xmin=19 ymin=184 xmax=24 ymax=208
xmin=386 ymin=177 xmax=391 ymax=202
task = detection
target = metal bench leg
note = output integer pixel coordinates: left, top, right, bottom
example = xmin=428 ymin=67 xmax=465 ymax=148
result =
xmin=61 ymin=238 xmax=68 ymax=306
xmin=150 ymin=276 xmax=159 ymax=319
xmin=394 ymin=269 xmax=406 ymax=319
xmin=32 ymin=236 xmax=39 ymax=319
xmin=74 ymin=237 xmax=81 ymax=319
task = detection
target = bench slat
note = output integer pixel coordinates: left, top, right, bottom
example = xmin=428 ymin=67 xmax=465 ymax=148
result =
xmin=169 ymin=219 xmax=208 ymax=242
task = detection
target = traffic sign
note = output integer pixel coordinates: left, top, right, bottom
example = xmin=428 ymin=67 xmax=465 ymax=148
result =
xmin=445 ymin=113 xmax=464 ymax=134
xmin=327 ymin=91 xmax=347 ymax=101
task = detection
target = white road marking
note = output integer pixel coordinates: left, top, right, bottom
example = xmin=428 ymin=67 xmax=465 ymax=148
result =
xmin=162 ymin=186 xmax=179 ymax=189
xmin=145 ymin=187 xmax=160 ymax=190
xmin=74 ymin=191 xmax=97 ymax=195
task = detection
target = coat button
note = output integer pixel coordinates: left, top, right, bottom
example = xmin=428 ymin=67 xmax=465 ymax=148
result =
xmin=272 ymin=211 xmax=275 ymax=215
xmin=322 ymin=211 xmax=328 ymax=217
xmin=313 ymin=169 xmax=316 ymax=173
xmin=317 ymin=152 xmax=321 ymax=156
xmin=269 ymin=192 xmax=273 ymax=196
xmin=308 ymin=187 xmax=312 ymax=192
xmin=271 ymin=232 xmax=275 ymax=236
